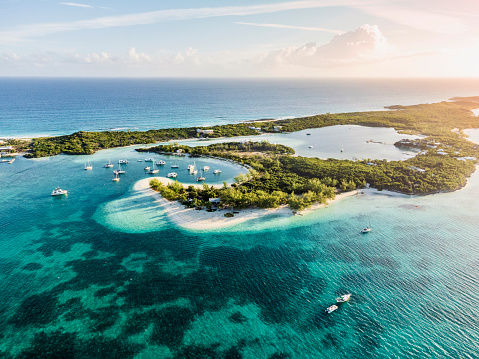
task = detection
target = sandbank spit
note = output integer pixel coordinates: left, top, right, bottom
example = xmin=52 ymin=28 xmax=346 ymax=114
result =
xmin=134 ymin=177 xmax=358 ymax=231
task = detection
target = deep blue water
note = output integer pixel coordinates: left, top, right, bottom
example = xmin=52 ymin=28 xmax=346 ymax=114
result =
xmin=0 ymin=78 xmax=479 ymax=358
xmin=2 ymin=77 xmax=479 ymax=137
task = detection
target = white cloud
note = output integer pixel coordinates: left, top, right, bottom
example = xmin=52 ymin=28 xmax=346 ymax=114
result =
xmin=128 ymin=47 xmax=151 ymax=63
xmin=60 ymin=2 xmax=92 ymax=8
xmin=259 ymin=24 xmax=393 ymax=67
xmin=0 ymin=0 xmax=373 ymax=43
xmin=234 ymin=22 xmax=345 ymax=34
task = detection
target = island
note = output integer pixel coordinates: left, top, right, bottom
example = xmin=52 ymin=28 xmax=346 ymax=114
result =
xmin=4 ymin=97 xmax=479 ymax=219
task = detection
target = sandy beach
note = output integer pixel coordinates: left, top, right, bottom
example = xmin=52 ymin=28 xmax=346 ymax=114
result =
xmin=134 ymin=177 xmax=359 ymax=231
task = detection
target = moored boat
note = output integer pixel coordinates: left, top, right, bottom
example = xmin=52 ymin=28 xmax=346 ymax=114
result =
xmin=336 ymin=293 xmax=351 ymax=303
xmin=119 ymin=159 xmax=128 ymax=164
xmin=51 ymin=187 xmax=68 ymax=196
xmin=167 ymin=172 xmax=177 ymax=178
xmin=325 ymin=305 xmax=338 ymax=314
xmin=84 ymin=161 xmax=92 ymax=170
xmin=213 ymin=169 xmax=221 ymax=174
xmin=104 ymin=159 xmax=113 ymax=168
xmin=156 ymin=160 xmax=166 ymax=165
xmin=361 ymin=227 xmax=372 ymax=233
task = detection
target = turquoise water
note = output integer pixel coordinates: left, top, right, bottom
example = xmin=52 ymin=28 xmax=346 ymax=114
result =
xmin=164 ymin=125 xmax=421 ymax=161
xmin=1 ymin=135 xmax=479 ymax=358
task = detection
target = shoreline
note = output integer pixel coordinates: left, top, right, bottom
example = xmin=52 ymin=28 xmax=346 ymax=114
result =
xmin=134 ymin=177 xmax=359 ymax=231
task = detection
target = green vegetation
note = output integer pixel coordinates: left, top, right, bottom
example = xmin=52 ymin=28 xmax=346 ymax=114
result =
xmin=23 ymin=97 xmax=479 ymax=158
xmin=19 ymin=96 xmax=479 ymax=206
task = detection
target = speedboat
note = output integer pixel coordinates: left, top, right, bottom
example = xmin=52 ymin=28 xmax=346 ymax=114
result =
xmin=203 ymin=166 xmax=210 ymax=171
xmin=118 ymin=159 xmax=128 ymax=164
xmin=167 ymin=172 xmax=177 ymax=178
xmin=156 ymin=160 xmax=166 ymax=165
xmin=361 ymin=227 xmax=372 ymax=233
xmin=51 ymin=187 xmax=68 ymax=196
xmin=213 ymin=169 xmax=221 ymax=174
xmin=309 ymin=146 xmax=313 ymax=148
xmin=336 ymin=294 xmax=351 ymax=303
xmin=325 ymin=305 xmax=338 ymax=314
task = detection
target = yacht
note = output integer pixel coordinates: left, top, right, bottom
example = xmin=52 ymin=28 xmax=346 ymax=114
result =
xmin=189 ymin=161 xmax=198 ymax=175
xmin=213 ymin=169 xmax=221 ymax=174
xmin=203 ymin=166 xmax=210 ymax=171
xmin=309 ymin=146 xmax=313 ymax=149
xmin=361 ymin=227 xmax=372 ymax=233
xmin=196 ymin=170 xmax=206 ymax=182
xmin=112 ymin=173 xmax=120 ymax=182
xmin=145 ymin=158 xmax=154 ymax=162
xmin=156 ymin=160 xmax=166 ymax=165
xmin=325 ymin=305 xmax=338 ymax=314
xmin=336 ymin=294 xmax=351 ymax=303
xmin=171 ymin=160 xmax=179 ymax=168
xmin=51 ymin=187 xmax=68 ymax=196
xmin=118 ymin=159 xmax=128 ymax=164
xmin=147 ymin=162 xmax=159 ymax=174
xmin=104 ymin=159 xmax=113 ymax=168
xmin=137 ymin=159 xmax=143 ymax=162
xmin=167 ymin=172 xmax=177 ymax=178
xmin=114 ymin=163 xmax=125 ymax=175
xmin=144 ymin=166 xmax=151 ymax=171
xmin=84 ymin=161 xmax=92 ymax=170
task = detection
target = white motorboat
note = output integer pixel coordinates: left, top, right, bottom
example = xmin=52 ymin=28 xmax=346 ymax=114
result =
xmin=104 ymin=159 xmax=113 ymax=168
xmin=137 ymin=159 xmax=142 ymax=162
xmin=84 ymin=161 xmax=92 ymax=170
xmin=213 ymin=169 xmax=221 ymax=174
xmin=361 ymin=227 xmax=372 ymax=233
xmin=156 ymin=160 xmax=166 ymax=165
xmin=51 ymin=187 xmax=68 ymax=196
xmin=203 ymin=166 xmax=210 ymax=171
xmin=325 ymin=305 xmax=338 ymax=314
xmin=336 ymin=294 xmax=351 ymax=303
xmin=167 ymin=172 xmax=177 ymax=178
xmin=118 ymin=159 xmax=128 ymax=164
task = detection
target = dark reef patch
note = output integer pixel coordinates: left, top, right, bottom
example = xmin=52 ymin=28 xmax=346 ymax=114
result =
xmin=174 ymin=344 xmax=220 ymax=359
xmin=22 ymin=262 xmax=42 ymax=271
xmin=229 ymin=311 xmax=248 ymax=324
xmin=17 ymin=331 xmax=76 ymax=359
xmin=150 ymin=306 xmax=195 ymax=348
xmin=10 ymin=292 xmax=59 ymax=327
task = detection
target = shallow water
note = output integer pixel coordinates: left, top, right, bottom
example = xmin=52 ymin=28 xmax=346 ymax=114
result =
xmin=1 ymin=141 xmax=479 ymax=358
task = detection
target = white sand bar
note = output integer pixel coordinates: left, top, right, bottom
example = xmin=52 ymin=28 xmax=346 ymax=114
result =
xmin=134 ymin=177 xmax=358 ymax=231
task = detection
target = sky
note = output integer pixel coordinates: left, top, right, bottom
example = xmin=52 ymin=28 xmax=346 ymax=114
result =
xmin=1 ymin=0 xmax=479 ymax=77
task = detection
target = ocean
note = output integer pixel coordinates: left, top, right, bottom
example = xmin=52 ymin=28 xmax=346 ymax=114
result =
xmin=0 ymin=78 xmax=479 ymax=358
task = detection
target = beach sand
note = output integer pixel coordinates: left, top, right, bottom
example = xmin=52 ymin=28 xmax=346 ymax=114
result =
xmin=134 ymin=177 xmax=359 ymax=231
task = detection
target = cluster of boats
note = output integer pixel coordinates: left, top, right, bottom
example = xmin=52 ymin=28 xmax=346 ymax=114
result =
xmin=54 ymin=157 xmax=223 ymax=194
xmin=325 ymin=293 xmax=351 ymax=314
